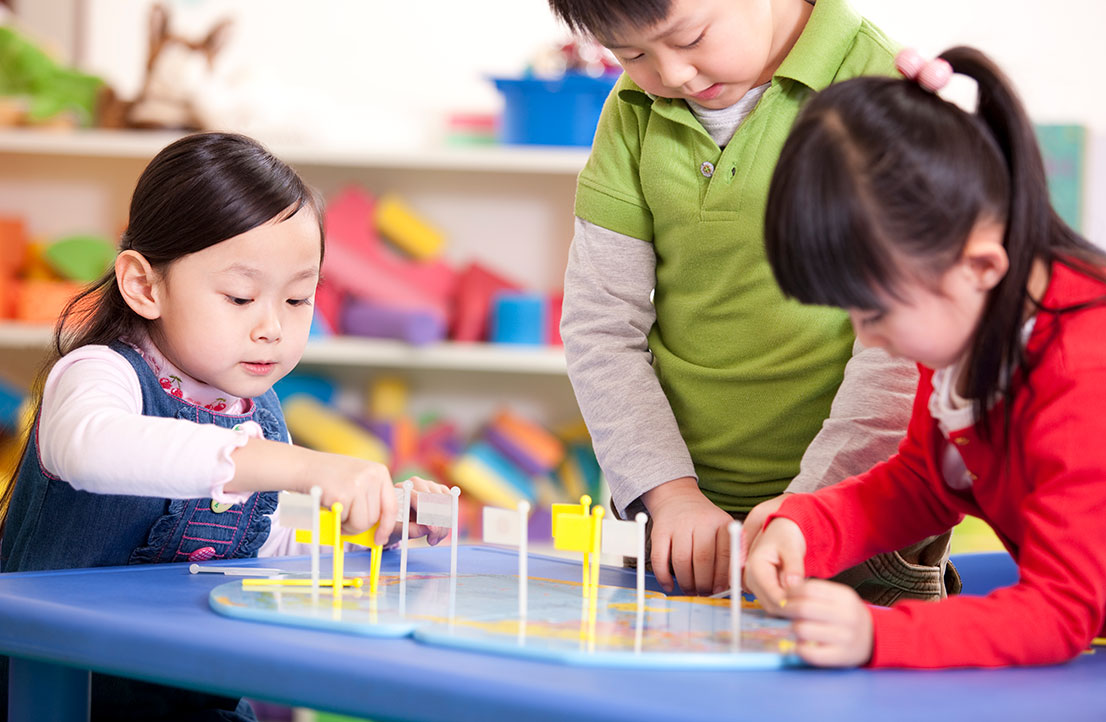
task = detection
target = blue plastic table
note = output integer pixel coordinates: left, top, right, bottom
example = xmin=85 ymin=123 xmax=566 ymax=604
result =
xmin=2 ymin=547 xmax=1102 ymax=722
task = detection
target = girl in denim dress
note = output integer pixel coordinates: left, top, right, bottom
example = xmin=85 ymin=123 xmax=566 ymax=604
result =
xmin=0 ymin=132 xmax=450 ymax=720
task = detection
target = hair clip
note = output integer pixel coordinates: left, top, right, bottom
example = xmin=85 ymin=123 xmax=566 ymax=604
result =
xmin=894 ymin=48 xmax=977 ymax=113
xmin=895 ymin=48 xmax=953 ymax=93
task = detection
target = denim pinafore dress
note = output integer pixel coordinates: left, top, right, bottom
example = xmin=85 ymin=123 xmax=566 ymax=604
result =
xmin=1 ymin=341 xmax=283 ymax=573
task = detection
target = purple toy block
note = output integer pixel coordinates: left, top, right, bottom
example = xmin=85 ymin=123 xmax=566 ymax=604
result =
xmin=485 ymin=425 xmax=550 ymax=476
xmin=343 ymin=298 xmax=446 ymax=346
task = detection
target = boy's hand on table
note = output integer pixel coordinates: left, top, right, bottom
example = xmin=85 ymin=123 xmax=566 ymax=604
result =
xmin=643 ymin=477 xmax=736 ymax=595
xmin=779 ymin=579 xmax=874 ymax=668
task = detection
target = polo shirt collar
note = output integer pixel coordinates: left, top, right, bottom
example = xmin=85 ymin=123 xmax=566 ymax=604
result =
xmin=774 ymin=0 xmax=862 ymax=92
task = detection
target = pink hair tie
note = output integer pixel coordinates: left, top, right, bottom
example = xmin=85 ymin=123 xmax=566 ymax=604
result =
xmin=894 ymin=48 xmax=953 ymax=93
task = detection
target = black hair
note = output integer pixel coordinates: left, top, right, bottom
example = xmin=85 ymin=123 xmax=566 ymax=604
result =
xmin=764 ymin=46 xmax=1105 ymax=437
xmin=0 ymin=132 xmax=324 ymax=533
xmin=547 ymin=0 xmax=672 ymax=41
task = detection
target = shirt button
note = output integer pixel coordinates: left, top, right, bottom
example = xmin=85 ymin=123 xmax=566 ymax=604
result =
xmin=953 ymin=436 xmax=969 ymax=446
xmin=700 ymin=161 xmax=715 ymax=178
xmin=211 ymin=500 xmax=234 ymax=513
xmin=189 ymin=546 xmax=216 ymax=562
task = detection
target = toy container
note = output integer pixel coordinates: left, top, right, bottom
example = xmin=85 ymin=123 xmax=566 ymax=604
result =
xmin=492 ymin=72 xmax=619 ymax=147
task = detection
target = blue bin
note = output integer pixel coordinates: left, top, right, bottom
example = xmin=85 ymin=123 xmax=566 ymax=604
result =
xmin=493 ymin=73 xmax=620 ymax=147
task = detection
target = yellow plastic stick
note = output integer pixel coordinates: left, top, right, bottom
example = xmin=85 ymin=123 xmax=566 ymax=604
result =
xmin=369 ymin=541 xmax=383 ymax=596
xmin=579 ymin=495 xmax=592 ymax=594
xmin=241 ymin=578 xmax=362 ymax=588
xmin=331 ymin=503 xmax=344 ymax=603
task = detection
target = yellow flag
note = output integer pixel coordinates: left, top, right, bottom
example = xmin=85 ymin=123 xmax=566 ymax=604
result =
xmin=295 ymin=511 xmax=377 ymax=547
xmin=552 ymin=512 xmax=593 ymax=553
xmin=551 ymin=502 xmax=585 ymax=536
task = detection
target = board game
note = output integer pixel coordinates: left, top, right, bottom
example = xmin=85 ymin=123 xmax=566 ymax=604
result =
xmin=210 ymin=566 xmax=799 ymax=669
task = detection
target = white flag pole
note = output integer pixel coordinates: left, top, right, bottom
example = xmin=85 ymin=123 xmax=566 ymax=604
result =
xmin=400 ymin=481 xmax=413 ymax=617
xmin=729 ymin=520 xmax=742 ymax=650
xmin=309 ymin=485 xmax=322 ymax=603
xmin=518 ymin=500 xmax=530 ymax=644
xmin=449 ymin=486 xmax=460 ymax=625
xmin=400 ymin=481 xmax=413 ymax=585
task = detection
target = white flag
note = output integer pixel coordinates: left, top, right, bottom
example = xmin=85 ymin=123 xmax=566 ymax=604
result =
xmin=416 ymin=491 xmax=454 ymax=528
xmin=483 ymin=505 xmax=522 ymax=546
xmin=601 ymin=517 xmax=640 ymax=558
xmin=276 ymin=491 xmax=317 ymax=529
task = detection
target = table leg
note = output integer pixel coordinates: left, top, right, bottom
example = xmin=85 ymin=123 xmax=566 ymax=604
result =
xmin=9 ymin=656 xmax=90 ymax=722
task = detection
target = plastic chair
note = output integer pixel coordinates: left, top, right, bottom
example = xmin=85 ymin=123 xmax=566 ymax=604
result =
xmin=950 ymin=552 xmax=1018 ymax=596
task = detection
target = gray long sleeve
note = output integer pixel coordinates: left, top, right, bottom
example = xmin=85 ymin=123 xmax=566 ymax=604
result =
xmin=563 ymin=218 xmax=919 ymax=517
xmin=787 ymin=340 xmax=918 ymax=493
xmin=561 ymin=217 xmax=696 ymax=518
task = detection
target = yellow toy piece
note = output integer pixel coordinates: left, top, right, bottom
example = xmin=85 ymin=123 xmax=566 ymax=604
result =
xmin=368 ymin=376 xmax=408 ymax=421
xmin=283 ymin=395 xmax=388 ymax=464
xmin=375 ymin=194 xmax=445 ymax=261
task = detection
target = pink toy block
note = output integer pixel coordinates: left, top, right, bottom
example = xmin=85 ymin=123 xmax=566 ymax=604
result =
xmin=451 ymin=262 xmax=522 ymax=342
xmin=548 ymin=290 xmax=564 ymax=346
xmin=323 ymin=240 xmax=446 ymax=320
xmin=324 ymin=186 xmax=378 ymax=252
xmin=323 ymin=186 xmax=457 ymax=317
xmin=313 ymin=279 xmax=343 ymax=335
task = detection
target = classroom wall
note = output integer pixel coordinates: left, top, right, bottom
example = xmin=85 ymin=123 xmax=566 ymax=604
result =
xmin=11 ymin=0 xmax=1106 ymax=241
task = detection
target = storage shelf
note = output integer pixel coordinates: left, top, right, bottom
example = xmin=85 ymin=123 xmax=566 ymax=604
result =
xmin=0 ymin=128 xmax=590 ymax=175
xmin=0 ymin=322 xmax=567 ymax=376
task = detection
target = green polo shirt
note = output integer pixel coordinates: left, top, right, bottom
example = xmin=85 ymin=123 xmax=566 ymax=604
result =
xmin=574 ymin=0 xmax=898 ymax=512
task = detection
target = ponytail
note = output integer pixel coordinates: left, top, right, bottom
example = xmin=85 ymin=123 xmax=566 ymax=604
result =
xmin=943 ymin=47 xmax=1106 ymax=433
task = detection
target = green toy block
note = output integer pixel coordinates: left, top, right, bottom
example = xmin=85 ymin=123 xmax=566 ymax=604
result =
xmin=43 ymin=235 xmax=116 ymax=283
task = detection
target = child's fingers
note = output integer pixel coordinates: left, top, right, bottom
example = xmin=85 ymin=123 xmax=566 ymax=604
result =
xmin=712 ymin=524 xmax=731 ymax=595
xmin=375 ymin=484 xmax=395 ymax=546
xmin=690 ymin=527 xmax=718 ymax=596
xmin=670 ymin=528 xmax=698 ymax=595
xmin=650 ymin=531 xmax=676 ymax=593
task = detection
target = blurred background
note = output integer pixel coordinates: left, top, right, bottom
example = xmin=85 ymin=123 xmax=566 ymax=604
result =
xmin=0 ymin=1 xmax=1099 ymax=718
xmin=1 ymin=0 xmax=1101 ymax=543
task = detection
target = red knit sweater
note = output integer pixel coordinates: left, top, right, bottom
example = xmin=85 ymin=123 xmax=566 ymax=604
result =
xmin=773 ymin=260 xmax=1106 ymax=667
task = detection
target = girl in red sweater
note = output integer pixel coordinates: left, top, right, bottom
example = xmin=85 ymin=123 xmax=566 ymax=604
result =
xmin=744 ymin=46 xmax=1106 ymax=668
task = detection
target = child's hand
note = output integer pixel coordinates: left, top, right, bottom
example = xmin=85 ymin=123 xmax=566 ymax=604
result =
xmin=311 ymin=453 xmax=397 ymax=546
xmin=391 ymin=476 xmax=452 ymax=547
xmin=741 ymin=493 xmax=789 ymax=569
xmin=778 ymin=579 xmax=874 ymax=667
xmin=744 ymin=517 xmax=806 ymax=612
xmin=643 ymin=477 xmax=736 ymax=595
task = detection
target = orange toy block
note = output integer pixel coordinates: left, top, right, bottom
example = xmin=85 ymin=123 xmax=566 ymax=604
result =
xmin=0 ymin=216 xmax=28 ymax=278
xmin=14 ymin=279 xmax=83 ymax=324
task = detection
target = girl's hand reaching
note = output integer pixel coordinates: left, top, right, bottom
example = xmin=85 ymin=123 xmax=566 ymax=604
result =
xmin=745 ymin=517 xmax=873 ymax=667
xmin=309 ymin=453 xmax=399 ymax=546
xmin=391 ymin=476 xmax=452 ymax=547
xmin=743 ymin=517 xmax=806 ymax=613
xmin=778 ymin=579 xmax=874 ymax=667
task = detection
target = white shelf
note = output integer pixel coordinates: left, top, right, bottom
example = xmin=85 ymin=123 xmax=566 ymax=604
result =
xmin=0 ymin=322 xmax=567 ymax=376
xmin=0 ymin=128 xmax=590 ymax=175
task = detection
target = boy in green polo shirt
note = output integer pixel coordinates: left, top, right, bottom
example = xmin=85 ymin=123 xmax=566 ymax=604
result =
xmin=551 ymin=0 xmax=958 ymax=600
